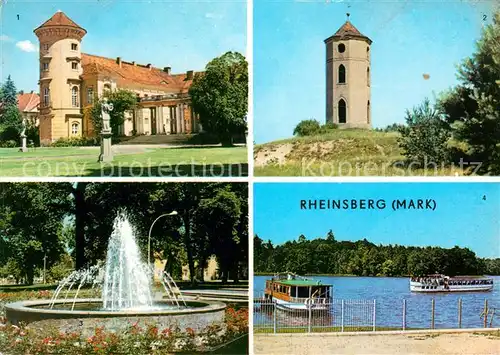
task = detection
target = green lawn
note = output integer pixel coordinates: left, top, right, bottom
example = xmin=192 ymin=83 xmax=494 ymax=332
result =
xmin=0 ymin=146 xmax=248 ymax=177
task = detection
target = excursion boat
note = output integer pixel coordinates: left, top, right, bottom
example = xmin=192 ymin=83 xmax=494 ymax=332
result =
xmin=264 ymin=273 xmax=333 ymax=311
xmin=410 ymin=274 xmax=494 ymax=293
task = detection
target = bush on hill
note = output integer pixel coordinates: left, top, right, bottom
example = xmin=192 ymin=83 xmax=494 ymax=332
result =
xmin=293 ymin=119 xmax=338 ymax=137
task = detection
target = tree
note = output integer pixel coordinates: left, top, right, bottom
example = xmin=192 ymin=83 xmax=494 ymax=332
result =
xmin=439 ymin=11 xmax=500 ymax=174
xmin=0 ymin=182 xmax=249 ymax=285
xmin=293 ymin=119 xmax=321 ymax=137
xmin=0 ymin=183 xmax=72 ymax=284
xmin=1 ymin=75 xmax=18 ymax=108
xmin=194 ymin=188 xmax=241 ymax=283
xmin=397 ymin=98 xmax=451 ymax=166
xmin=87 ymin=89 xmax=137 ymax=137
xmin=253 ymin=230 xmax=490 ymax=277
xmin=0 ymin=76 xmax=23 ymax=143
xmin=189 ymin=51 xmax=248 ymax=146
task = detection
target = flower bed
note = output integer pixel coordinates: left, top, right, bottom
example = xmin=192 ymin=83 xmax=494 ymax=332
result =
xmin=0 ymin=291 xmax=248 ymax=354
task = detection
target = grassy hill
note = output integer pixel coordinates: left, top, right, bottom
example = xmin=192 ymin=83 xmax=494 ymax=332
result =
xmin=254 ymin=129 xmax=463 ymax=176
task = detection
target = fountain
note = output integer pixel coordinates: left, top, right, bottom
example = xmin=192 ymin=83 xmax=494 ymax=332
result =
xmin=5 ymin=213 xmax=226 ymax=334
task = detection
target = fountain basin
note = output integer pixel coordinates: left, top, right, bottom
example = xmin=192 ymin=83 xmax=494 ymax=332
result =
xmin=6 ymin=298 xmax=226 ymax=335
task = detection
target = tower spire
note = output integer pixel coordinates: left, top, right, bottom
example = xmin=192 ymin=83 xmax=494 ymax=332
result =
xmin=347 ymin=13 xmax=350 ymax=21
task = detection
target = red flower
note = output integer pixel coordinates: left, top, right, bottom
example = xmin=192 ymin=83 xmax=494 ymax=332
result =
xmin=185 ymin=327 xmax=195 ymax=337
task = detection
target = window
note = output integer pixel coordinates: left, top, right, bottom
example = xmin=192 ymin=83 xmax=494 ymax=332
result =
xmin=367 ymin=46 xmax=370 ymax=59
xmin=338 ymin=64 xmax=346 ymax=84
xmin=71 ymin=43 xmax=78 ymax=51
xmin=367 ymin=67 xmax=370 ymax=86
xmin=71 ymin=62 xmax=78 ymax=70
xmin=338 ymin=99 xmax=347 ymax=123
xmin=338 ymin=43 xmax=346 ymax=53
xmin=71 ymin=122 xmax=79 ymax=135
xmin=367 ymin=100 xmax=370 ymax=124
xmin=42 ymin=43 xmax=49 ymax=51
xmin=87 ymin=87 xmax=94 ymax=104
xmin=103 ymin=84 xmax=111 ymax=92
xmin=43 ymin=87 xmax=50 ymax=106
xmin=71 ymin=86 xmax=79 ymax=107
xmin=42 ymin=63 xmax=49 ymax=71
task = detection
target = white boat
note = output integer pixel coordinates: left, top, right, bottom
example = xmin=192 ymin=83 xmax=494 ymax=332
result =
xmin=264 ymin=273 xmax=333 ymax=311
xmin=410 ymin=274 xmax=493 ymax=293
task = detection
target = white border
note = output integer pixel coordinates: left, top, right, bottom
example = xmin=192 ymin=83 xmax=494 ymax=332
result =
xmin=253 ymin=176 xmax=500 ymax=183
xmin=246 ymin=0 xmax=254 ymax=354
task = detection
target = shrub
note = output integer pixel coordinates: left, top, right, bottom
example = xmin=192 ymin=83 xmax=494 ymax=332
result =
xmin=397 ymin=98 xmax=452 ymax=166
xmin=319 ymin=122 xmax=338 ymax=133
xmin=50 ymin=136 xmax=99 ymax=147
xmin=293 ymin=119 xmax=321 ymax=136
xmin=0 ymin=139 xmax=17 ymax=148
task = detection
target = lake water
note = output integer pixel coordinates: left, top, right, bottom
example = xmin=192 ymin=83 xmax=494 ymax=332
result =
xmin=254 ymin=275 xmax=500 ymax=329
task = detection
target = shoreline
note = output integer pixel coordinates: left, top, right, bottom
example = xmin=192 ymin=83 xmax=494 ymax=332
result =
xmin=253 ymin=273 xmax=499 ymax=277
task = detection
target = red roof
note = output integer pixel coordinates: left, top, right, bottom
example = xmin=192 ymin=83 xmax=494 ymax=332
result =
xmin=17 ymin=92 xmax=40 ymax=112
xmin=81 ymin=54 xmax=196 ymax=93
xmin=35 ymin=11 xmax=86 ymax=33
xmin=325 ymin=21 xmax=372 ymax=44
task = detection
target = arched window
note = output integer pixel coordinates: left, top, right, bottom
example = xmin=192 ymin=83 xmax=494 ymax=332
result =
xmin=367 ymin=46 xmax=370 ymax=59
xmin=338 ymin=64 xmax=346 ymax=84
xmin=338 ymin=99 xmax=347 ymax=124
xmin=71 ymin=122 xmax=79 ymax=135
xmin=103 ymin=84 xmax=111 ymax=92
xmin=367 ymin=67 xmax=370 ymax=86
xmin=43 ymin=87 xmax=50 ymax=106
xmin=71 ymin=86 xmax=79 ymax=107
xmin=367 ymin=100 xmax=371 ymax=124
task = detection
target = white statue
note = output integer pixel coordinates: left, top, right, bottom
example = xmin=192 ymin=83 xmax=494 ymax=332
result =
xmin=101 ymin=99 xmax=114 ymax=132
xmin=20 ymin=118 xmax=27 ymax=137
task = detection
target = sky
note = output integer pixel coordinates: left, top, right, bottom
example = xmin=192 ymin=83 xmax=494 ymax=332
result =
xmin=253 ymin=0 xmax=497 ymax=143
xmin=0 ymin=0 xmax=246 ymax=92
xmin=254 ymin=183 xmax=500 ymax=258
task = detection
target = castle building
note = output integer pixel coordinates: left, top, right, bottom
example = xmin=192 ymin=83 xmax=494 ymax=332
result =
xmin=325 ymin=15 xmax=372 ymax=128
xmin=34 ymin=11 xmax=201 ymax=144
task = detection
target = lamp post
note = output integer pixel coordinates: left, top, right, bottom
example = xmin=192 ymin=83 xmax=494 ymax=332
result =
xmin=43 ymin=254 xmax=47 ymax=284
xmin=148 ymin=211 xmax=178 ymax=275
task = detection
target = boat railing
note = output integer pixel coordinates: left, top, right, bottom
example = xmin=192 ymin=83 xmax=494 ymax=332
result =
xmin=289 ymin=297 xmax=329 ymax=304
xmin=272 ymin=272 xmax=308 ymax=281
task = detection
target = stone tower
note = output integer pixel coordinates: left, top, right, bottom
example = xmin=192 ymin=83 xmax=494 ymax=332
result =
xmin=34 ymin=11 xmax=87 ymax=144
xmin=325 ymin=14 xmax=372 ymax=128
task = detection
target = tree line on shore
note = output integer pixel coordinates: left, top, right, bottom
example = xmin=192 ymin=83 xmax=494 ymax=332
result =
xmin=254 ymin=231 xmax=500 ymax=276
xmin=0 ymin=183 xmax=248 ymax=285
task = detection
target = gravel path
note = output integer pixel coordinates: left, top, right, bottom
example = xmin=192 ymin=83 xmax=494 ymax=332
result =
xmin=254 ymin=333 xmax=500 ymax=355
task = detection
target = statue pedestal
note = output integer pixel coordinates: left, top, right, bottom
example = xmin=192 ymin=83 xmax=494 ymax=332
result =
xmin=98 ymin=130 xmax=113 ymax=163
xmin=20 ymin=134 xmax=28 ymax=153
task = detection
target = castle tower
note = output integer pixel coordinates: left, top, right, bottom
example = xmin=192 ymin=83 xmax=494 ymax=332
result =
xmin=34 ymin=11 xmax=87 ymax=143
xmin=325 ymin=14 xmax=372 ymax=128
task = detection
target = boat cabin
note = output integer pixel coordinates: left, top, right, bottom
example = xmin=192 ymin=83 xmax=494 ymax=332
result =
xmin=264 ymin=274 xmax=333 ymax=303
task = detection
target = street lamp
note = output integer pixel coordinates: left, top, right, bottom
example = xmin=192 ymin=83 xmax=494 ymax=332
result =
xmin=147 ymin=211 xmax=178 ymax=275
xmin=43 ymin=254 xmax=47 ymax=284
